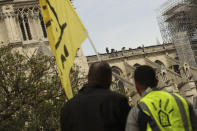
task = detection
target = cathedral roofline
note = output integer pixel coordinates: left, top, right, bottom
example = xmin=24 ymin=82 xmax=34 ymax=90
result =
xmin=87 ymin=43 xmax=173 ymax=57
xmin=86 ymin=43 xmax=175 ymax=63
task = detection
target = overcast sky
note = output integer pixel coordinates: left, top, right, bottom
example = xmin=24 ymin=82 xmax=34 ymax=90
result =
xmin=73 ymin=0 xmax=167 ymax=56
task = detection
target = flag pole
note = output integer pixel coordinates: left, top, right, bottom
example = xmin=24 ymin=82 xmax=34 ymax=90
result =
xmin=85 ymin=31 xmax=134 ymax=86
xmin=85 ymin=31 xmax=101 ymax=62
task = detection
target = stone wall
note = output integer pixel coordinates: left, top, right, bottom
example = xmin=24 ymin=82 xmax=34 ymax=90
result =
xmin=87 ymin=44 xmax=197 ymax=104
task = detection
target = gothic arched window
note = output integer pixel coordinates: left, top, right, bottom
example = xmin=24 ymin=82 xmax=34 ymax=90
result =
xmin=18 ymin=15 xmax=26 ymax=41
xmin=112 ymin=67 xmax=121 ymax=75
xmin=16 ymin=7 xmax=35 ymax=41
xmin=24 ymin=14 xmax=32 ymax=40
xmin=112 ymin=66 xmax=121 ymax=80
xmin=112 ymin=67 xmax=125 ymax=91
xmin=169 ymin=65 xmax=180 ymax=74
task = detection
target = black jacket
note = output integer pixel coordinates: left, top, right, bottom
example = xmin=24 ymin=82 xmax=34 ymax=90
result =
xmin=60 ymin=84 xmax=131 ymax=131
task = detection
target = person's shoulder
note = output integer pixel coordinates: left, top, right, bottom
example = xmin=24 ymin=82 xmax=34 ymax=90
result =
xmin=128 ymin=106 xmax=140 ymax=119
xmin=125 ymin=106 xmax=140 ymax=130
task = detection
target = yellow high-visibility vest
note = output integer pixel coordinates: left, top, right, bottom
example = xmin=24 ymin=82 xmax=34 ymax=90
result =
xmin=139 ymin=91 xmax=192 ymax=131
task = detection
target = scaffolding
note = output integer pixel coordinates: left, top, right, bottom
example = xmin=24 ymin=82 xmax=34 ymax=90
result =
xmin=157 ymin=0 xmax=197 ymax=43
xmin=157 ymin=0 xmax=197 ymax=67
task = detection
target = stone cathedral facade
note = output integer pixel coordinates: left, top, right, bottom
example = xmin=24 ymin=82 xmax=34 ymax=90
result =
xmin=86 ymin=44 xmax=197 ymax=105
xmin=0 ymin=0 xmax=197 ymax=106
xmin=0 ymin=0 xmax=51 ymax=56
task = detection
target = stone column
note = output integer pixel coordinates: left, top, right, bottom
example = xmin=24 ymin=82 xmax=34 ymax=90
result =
xmin=2 ymin=5 xmax=20 ymax=43
xmin=31 ymin=11 xmax=39 ymax=41
xmin=179 ymin=66 xmax=188 ymax=82
xmin=12 ymin=13 xmax=20 ymax=42
xmin=74 ymin=48 xmax=89 ymax=89
xmin=2 ymin=6 xmax=13 ymax=42
xmin=75 ymin=48 xmax=89 ymax=76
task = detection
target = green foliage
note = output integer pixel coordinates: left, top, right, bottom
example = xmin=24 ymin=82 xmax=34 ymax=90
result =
xmin=0 ymin=46 xmax=80 ymax=131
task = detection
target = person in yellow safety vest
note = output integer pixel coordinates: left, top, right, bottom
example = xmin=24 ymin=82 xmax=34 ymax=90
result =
xmin=125 ymin=65 xmax=197 ymax=131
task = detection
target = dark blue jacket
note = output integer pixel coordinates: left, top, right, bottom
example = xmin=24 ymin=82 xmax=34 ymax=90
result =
xmin=60 ymin=84 xmax=130 ymax=131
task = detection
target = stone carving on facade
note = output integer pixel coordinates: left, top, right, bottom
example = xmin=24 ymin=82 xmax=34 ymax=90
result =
xmin=160 ymin=66 xmax=170 ymax=85
xmin=183 ymin=63 xmax=193 ymax=80
xmin=171 ymin=79 xmax=179 ymax=93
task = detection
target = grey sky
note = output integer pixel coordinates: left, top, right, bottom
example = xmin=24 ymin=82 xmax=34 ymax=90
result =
xmin=73 ymin=0 xmax=167 ymax=56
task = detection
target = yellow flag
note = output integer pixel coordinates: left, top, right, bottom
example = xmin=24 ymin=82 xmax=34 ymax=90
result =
xmin=39 ymin=0 xmax=87 ymax=99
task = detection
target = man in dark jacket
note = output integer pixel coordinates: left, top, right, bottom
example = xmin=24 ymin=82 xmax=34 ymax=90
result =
xmin=60 ymin=62 xmax=130 ymax=131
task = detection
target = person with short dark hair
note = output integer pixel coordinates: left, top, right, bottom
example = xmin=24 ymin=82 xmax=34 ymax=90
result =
xmin=133 ymin=65 xmax=158 ymax=95
xmin=60 ymin=62 xmax=130 ymax=131
xmin=125 ymin=65 xmax=197 ymax=131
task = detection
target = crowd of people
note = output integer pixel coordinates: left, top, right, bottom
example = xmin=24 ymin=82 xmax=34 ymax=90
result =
xmin=60 ymin=62 xmax=197 ymax=131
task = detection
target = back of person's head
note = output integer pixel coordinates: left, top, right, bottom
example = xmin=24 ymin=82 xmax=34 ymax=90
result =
xmin=88 ymin=62 xmax=112 ymax=89
xmin=134 ymin=65 xmax=158 ymax=90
